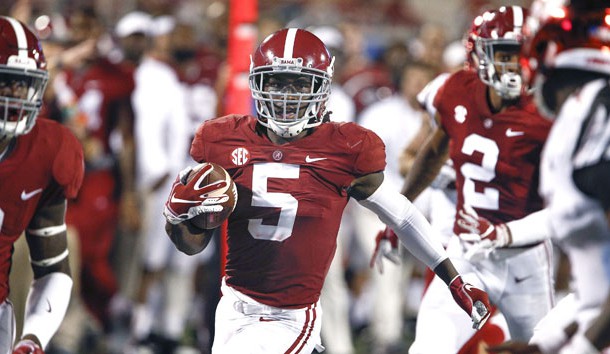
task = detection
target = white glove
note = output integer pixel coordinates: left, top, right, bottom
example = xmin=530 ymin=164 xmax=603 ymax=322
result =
xmin=456 ymin=205 xmax=511 ymax=261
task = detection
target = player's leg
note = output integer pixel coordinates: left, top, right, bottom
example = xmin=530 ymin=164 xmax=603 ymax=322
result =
xmin=320 ymin=210 xmax=355 ymax=354
xmin=498 ymin=240 xmax=554 ymax=341
xmin=351 ymin=201 xmax=405 ymax=351
xmin=408 ymin=273 xmax=477 ymax=353
xmin=130 ymin=188 xmax=171 ymax=344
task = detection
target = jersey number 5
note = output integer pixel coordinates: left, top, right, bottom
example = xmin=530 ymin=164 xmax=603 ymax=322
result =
xmin=248 ymin=163 xmax=299 ymax=241
xmin=460 ymin=134 xmax=499 ymax=210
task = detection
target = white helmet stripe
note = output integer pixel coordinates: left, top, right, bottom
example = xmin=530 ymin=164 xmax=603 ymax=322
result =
xmin=2 ymin=16 xmax=29 ymax=60
xmin=512 ymin=6 xmax=524 ymax=32
xmin=283 ymin=28 xmax=298 ymax=58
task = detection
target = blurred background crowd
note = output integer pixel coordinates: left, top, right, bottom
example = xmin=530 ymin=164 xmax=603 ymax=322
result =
xmin=2 ymin=0 xmax=544 ymax=353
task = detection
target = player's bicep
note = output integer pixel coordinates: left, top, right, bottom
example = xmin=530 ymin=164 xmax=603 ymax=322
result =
xmin=25 ymin=195 xmax=70 ymax=278
xmin=347 ymin=171 xmax=384 ymax=201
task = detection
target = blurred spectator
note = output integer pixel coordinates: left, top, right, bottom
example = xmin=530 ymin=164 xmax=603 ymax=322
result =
xmin=357 ymin=60 xmax=436 ymax=354
xmin=129 ymin=14 xmax=194 ymax=354
xmin=45 ymin=7 xmax=138 ymax=351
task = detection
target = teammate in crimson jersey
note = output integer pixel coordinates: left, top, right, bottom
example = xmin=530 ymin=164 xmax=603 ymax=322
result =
xmin=52 ymin=7 xmax=138 ymax=330
xmin=402 ymin=7 xmax=555 ymax=353
xmin=162 ymin=28 xmax=491 ymax=353
xmin=0 ymin=16 xmax=84 ymax=354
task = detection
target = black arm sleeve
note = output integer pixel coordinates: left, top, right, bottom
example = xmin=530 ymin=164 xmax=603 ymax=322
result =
xmin=573 ymin=161 xmax=610 ymax=211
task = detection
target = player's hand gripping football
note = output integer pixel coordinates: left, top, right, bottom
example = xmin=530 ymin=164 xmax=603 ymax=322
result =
xmin=369 ymin=226 xmax=401 ymax=274
xmin=449 ymin=276 xmax=491 ymax=330
xmin=13 ymin=339 xmax=44 ymax=354
xmin=456 ymin=204 xmax=511 ymax=261
xmin=163 ymin=164 xmax=226 ymax=225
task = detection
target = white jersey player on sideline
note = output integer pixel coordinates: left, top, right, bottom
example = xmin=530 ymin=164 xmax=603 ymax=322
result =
xmin=490 ymin=1 xmax=610 ymax=353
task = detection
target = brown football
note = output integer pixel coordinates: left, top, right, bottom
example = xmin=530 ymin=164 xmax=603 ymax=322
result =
xmin=186 ymin=162 xmax=238 ymax=230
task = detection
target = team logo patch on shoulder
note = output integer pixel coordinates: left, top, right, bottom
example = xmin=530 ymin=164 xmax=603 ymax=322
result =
xmin=454 ymin=105 xmax=467 ymax=123
xmin=231 ymin=147 xmax=250 ymax=166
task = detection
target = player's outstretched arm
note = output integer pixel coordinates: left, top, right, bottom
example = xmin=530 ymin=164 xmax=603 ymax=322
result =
xmin=19 ymin=196 xmax=73 ymax=351
xmin=401 ymin=119 xmax=450 ymax=201
xmin=350 ymin=172 xmax=491 ymax=329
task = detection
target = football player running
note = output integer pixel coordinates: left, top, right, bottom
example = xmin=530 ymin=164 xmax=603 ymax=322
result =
xmin=489 ymin=1 xmax=610 ymax=353
xmin=0 ymin=16 xmax=84 ymax=354
xmin=163 ymin=28 xmax=491 ymax=353
xmin=401 ymin=6 xmax=555 ymax=353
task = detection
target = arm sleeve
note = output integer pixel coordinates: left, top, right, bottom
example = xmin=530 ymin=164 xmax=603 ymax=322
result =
xmin=358 ymin=178 xmax=448 ymax=269
xmin=506 ymin=208 xmax=551 ymax=246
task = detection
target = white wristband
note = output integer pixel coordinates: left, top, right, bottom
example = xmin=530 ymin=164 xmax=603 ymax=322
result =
xmin=22 ymin=272 xmax=73 ymax=348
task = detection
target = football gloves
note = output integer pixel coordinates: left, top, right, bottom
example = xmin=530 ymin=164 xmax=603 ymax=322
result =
xmin=369 ymin=226 xmax=401 ymax=274
xmin=449 ymin=276 xmax=491 ymax=330
xmin=13 ymin=339 xmax=44 ymax=354
xmin=456 ymin=204 xmax=511 ymax=261
xmin=163 ymin=165 xmax=225 ymax=225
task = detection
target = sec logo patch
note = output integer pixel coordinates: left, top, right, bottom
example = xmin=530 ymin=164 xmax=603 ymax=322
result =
xmin=231 ymin=147 xmax=250 ymax=166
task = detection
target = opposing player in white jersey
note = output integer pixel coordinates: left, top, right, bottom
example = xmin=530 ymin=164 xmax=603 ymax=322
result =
xmin=401 ymin=7 xmax=556 ymax=353
xmin=490 ymin=1 xmax=610 ymax=353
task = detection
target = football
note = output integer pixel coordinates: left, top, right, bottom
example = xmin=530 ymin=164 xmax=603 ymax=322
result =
xmin=186 ymin=162 xmax=238 ymax=230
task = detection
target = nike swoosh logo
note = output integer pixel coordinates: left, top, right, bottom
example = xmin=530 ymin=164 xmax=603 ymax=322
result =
xmin=305 ymin=155 xmax=327 ymax=163
xmin=46 ymin=299 xmax=52 ymax=313
xmin=506 ymin=128 xmax=524 ymax=137
xmin=170 ymin=193 xmax=201 ymax=204
xmin=514 ymin=275 xmax=533 ymax=283
xmin=21 ymin=188 xmax=43 ymax=201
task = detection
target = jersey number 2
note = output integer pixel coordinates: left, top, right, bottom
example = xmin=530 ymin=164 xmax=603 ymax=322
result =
xmin=248 ymin=163 xmax=299 ymax=241
xmin=460 ymin=134 xmax=499 ymax=210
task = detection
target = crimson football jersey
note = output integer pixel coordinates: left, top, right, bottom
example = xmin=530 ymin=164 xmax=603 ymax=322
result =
xmin=0 ymin=118 xmax=84 ymax=302
xmin=64 ymin=58 xmax=135 ymax=153
xmin=434 ymin=70 xmax=551 ymax=232
xmin=191 ymin=115 xmax=385 ymax=308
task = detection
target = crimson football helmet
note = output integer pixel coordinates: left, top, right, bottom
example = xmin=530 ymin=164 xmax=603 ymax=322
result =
xmin=464 ymin=14 xmax=484 ymax=70
xmin=521 ymin=0 xmax=610 ymax=116
xmin=0 ymin=16 xmax=48 ymax=138
xmin=473 ymin=6 xmax=528 ymax=99
xmin=249 ymin=28 xmax=334 ymax=138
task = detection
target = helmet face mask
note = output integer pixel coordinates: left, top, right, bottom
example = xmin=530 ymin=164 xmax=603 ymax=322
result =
xmin=476 ymin=40 xmax=523 ymax=99
xmin=473 ymin=6 xmax=528 ymax=100
xmin=0 ymin=16 xmax=48 ymax=139
xmin=249 ymin=28 xmax=333 ymax=138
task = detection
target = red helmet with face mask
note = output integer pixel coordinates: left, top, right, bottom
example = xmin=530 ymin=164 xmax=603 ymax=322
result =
xmin=472 ymin=6 xmax=529 ymax=100
xmin=249 ymin=28 xmax=334 ymax=138
xmin=0 ymin=16 xmax=48 ymax=138
xmin=521 ymin=0 xmax=610 ymax=116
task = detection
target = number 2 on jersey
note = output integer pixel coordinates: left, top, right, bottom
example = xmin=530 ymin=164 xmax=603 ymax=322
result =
xmin=248 ymin=163 xmax=299 ymax=241
xmin=460 ymin=134 xmax=499 ymax=210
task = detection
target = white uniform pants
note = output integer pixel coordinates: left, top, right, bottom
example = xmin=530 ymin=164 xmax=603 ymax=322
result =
xmin=213 ymin=278 xmax=324 ymax=354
